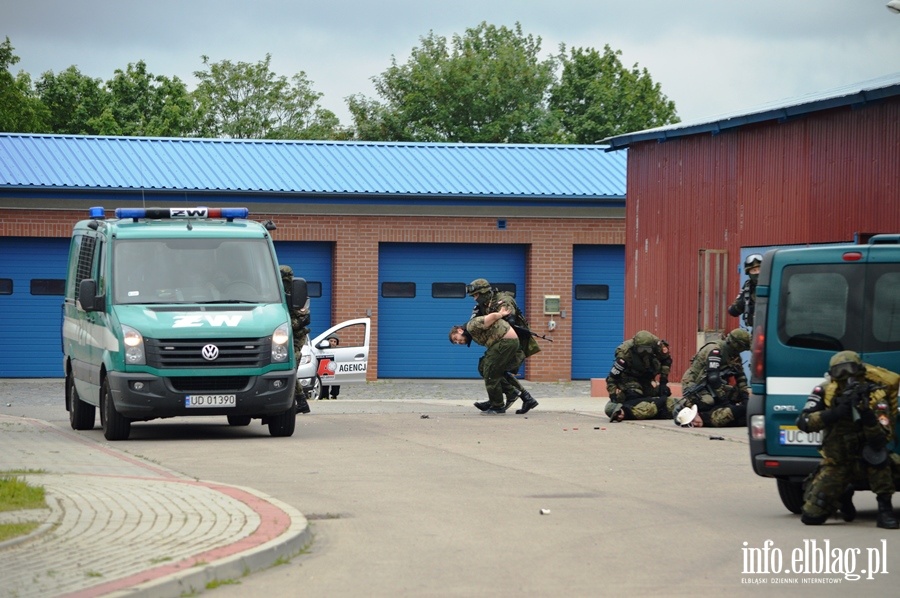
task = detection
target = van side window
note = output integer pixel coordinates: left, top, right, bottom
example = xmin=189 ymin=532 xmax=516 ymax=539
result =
xmin=871 ymin=267 xmax=900 ymax=345
xmin=73 ymin=235 xmax=97 ymax=302
xmin=779 ymin=265 xmax=858 ymax=351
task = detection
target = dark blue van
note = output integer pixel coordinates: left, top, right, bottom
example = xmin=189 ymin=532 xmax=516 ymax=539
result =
xmin=747 ymin=235 xmax=900 ymax=513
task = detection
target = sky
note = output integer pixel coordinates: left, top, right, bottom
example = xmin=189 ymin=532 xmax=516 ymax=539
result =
xmin=3 ymin=0 xmax=900 ymax=129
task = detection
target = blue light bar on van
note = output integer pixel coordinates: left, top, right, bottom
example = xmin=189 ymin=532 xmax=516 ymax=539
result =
xmin=89 ymin=206 xmax=106 ymax=219
xmin=112 ymin=207 xmax=250 ymax=221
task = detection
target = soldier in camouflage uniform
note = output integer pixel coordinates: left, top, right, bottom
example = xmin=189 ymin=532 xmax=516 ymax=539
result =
xmin=450 ymin=304 xmax=535 ymax=415
xmin=604 ymin=330 xmax=673 ymax=422
xmin=796 ymin=351 xmax=900 ymax=528
xmin=466 ymin=278 xmax=539 ymax=415
xmin=280 ymin=265 xmax=312 ymax=415
xmin=676 ymin=328 xmax=750 ymax=427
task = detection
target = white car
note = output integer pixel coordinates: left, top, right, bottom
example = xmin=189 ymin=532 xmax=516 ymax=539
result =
xmin=297 ymin=318 xmax=371 ymax=399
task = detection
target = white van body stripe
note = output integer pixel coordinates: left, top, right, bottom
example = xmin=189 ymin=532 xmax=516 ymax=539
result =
xmin=767 ymin=377 xmax=827 ymax=396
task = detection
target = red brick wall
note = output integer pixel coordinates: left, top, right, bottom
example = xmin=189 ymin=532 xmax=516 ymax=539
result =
xmin=0 ymin=208 xmax=624 ymax=382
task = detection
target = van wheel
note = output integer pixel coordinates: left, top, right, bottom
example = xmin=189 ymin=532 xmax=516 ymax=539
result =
xmin=101 ymin=379 xmax=131 ymax=441
xmin=67 ymin=371 xmax=95 ymax=431
xmin=268 ymin=407 xmax=296 ymax=437
xmin=227 ymin=415 xmax=252 ymax=426
xmin=777 ymin=478 xmax=804 ymax=514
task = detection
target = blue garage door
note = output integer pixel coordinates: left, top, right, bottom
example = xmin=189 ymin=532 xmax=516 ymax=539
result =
xmin=571 ymin=244 xmax=625 ymax=380
xmin=273 ymin=242 xmax=333 ymax=337
xmin=0 ymin=237 xmax=70 ymax=377
xmin=378 ymin=243 xmax=526 ymax=378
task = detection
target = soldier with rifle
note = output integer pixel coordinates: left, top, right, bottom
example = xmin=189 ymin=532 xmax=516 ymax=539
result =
xmin=796 ymin=350 xmax=900 ymax=528
xmin=673 ymin=328 xmax=750 ymax=428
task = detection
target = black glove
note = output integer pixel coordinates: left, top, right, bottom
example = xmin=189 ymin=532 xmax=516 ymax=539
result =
xmin=859 ymin=408 xmax=878 ymax=427
xmin=821 ymin=398 xmax=852 ymax=425
xmin=658 ymin=384 xmax=671 ymax=398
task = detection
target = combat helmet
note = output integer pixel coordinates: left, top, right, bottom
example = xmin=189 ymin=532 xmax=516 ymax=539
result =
xmin=725 ymin=328 xmax=751 ymax=353
xmin=828 ymin=350 xmax=864 ymax=381
xmin=632 ymin=330 xmax=658 ymax=355
xmin=466 ymin=278 xmax=492 ymax=297
xmin=743 ymin=253 xmax=763 ymax=274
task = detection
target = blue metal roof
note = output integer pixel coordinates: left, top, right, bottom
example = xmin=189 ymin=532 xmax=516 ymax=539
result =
xmin=0 ymin=134 xmax=626 ymax=199
xmin=602 ymin=72 xmax=900 ymax=151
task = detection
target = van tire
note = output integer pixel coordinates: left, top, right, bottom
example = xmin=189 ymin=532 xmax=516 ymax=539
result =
xmin=267 ymin=406 xmax=296 ymax=437
xmin=777 ymin=478 xmax=804 ymax=514
xmin=101 ymin=379 xmax=131 ymax=441
xmin=67 ymin=371 xmax=95 ymax=431
xmin=227 ymin=415 xmax=252 ymax=426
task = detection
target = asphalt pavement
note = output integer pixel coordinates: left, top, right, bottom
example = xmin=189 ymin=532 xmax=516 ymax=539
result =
xmin=0 ymin=378 xmax=744 ymax=597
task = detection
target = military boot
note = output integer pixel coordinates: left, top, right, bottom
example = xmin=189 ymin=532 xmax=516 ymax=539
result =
xmin=474 ymin=401 xmax=491 ymax=412
xmin=296 ymin=396 xmax=311 ymax=414
xmin=515 ymin=390 xmax=539 ymax=415
xmin=876 ymin=494 xmax=899 ymax=529
xmin=504 ymin=390 xmax=521 ymax=412
xmin=839 ymin=487 xmax=856 ymax=522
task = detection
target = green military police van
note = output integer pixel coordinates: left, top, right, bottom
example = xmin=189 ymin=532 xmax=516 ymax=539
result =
xmin=62 ymin=206 xmax=308 ymax=440
xmin=747 ymin=235 xmax=900 ymax=513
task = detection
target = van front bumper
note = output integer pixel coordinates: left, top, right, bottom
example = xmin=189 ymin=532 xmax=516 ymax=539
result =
xmin=107 ymin=371 xmax=296 ymax=420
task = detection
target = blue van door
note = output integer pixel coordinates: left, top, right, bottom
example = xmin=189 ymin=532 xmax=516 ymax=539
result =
xmin=571 ymin=245 xmax=625 ymax=380
xmin=0 ymin=237 xmax=70 ymax=377
xmin=378 ymin=243 xmax=526 ymax=378
xmin=273 ymin=242 xmax=333 ymax=336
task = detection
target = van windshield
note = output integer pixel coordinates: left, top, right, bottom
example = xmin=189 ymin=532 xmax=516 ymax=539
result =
xmin=112 ymin=238 xmax=282 ymax=305
xmin=778 ymin=263 xmax=900 ymax=352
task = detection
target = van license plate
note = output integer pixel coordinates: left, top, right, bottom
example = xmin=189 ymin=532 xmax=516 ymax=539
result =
xmin=185 ymin=394 xmax=236 ymax=408
xmin=779 ymin=426 xmax=822 ymax=446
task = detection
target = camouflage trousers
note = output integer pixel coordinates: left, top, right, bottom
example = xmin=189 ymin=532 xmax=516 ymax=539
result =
xmin=699 ymin=403 xmax=747 ymax=427
xmin=479 ymin=338 xmax=523 ymax=409
xmin=623 ymin=395 xmax=678 ymax=420
xmin=802 ymin=450 xmax=897 ymax=519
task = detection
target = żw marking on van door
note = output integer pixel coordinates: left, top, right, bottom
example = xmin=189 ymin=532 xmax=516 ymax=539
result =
xmin=172 ymin=314 xmax=244 ymax=328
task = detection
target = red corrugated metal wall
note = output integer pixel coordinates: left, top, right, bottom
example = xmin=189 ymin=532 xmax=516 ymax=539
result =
xmin=625 ymin=98 xmax=900 ymax=377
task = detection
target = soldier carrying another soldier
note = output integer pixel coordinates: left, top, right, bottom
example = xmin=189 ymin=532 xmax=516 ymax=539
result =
xmin=464 ymin=278 xmax=540 ymax=414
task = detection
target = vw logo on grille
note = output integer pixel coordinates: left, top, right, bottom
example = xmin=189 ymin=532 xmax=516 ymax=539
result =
xmin=201 ymin=344 xmax=220 ymax=361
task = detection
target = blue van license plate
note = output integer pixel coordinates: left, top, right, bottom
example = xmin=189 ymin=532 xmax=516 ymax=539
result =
xmin=779 ymin=426 xmax=822 ymax=446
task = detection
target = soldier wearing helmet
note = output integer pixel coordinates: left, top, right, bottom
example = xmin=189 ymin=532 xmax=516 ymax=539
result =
xmin=677 ymin=328 xmax=751 ymax=427
xmin=280 ymin=265 xmax=312 ymax=415
xmin=604 ymin=330 xmax=674 ymax=422
xmin=796 ymin=351 xmax=900 ymax=529
xmin=728 ymin=253 xmax=762 ymax=327
xmin=462 ymin=278 xmax=540 ymax=415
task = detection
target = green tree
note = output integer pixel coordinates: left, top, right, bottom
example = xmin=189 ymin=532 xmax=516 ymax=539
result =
xmin=192 ymin=54 xmax=343 ymax=139
xmin=34 ymin=66 xmax=108 ymax=134
xmin=550 ymin=45 xmax=679 ymax=144
xmin=0 ymin=37 xmax=49 ymax=132
xmin=101 ymin=61 xmax=197 ymax=137
xmin=348 ymin=22 xmax=561 ymax=143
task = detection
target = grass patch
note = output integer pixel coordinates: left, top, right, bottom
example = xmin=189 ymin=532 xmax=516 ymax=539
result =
xmin=0 ymin=521 xmax=40 ymax=542
xmin=206 ymin=578 xmax=240 ymax=589
xmin=0 ymin=476 xmax=46 ymax=512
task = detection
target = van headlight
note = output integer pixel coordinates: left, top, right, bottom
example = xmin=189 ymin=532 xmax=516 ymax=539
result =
xmin=271 ymin=322 xmax=290 ymax=363
xmin=122 ymin=325 xmax=145 ymax=365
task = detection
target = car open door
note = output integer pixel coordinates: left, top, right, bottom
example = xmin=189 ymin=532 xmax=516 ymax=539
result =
xmin=311 ymin=318 xmax=371 ymax=385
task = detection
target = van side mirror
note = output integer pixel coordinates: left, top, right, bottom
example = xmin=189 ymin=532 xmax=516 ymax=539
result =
xmin=291 ymin=277 xmax=309 ymax=310
xmin=78 ymin=279 xmax=101 ymax=312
